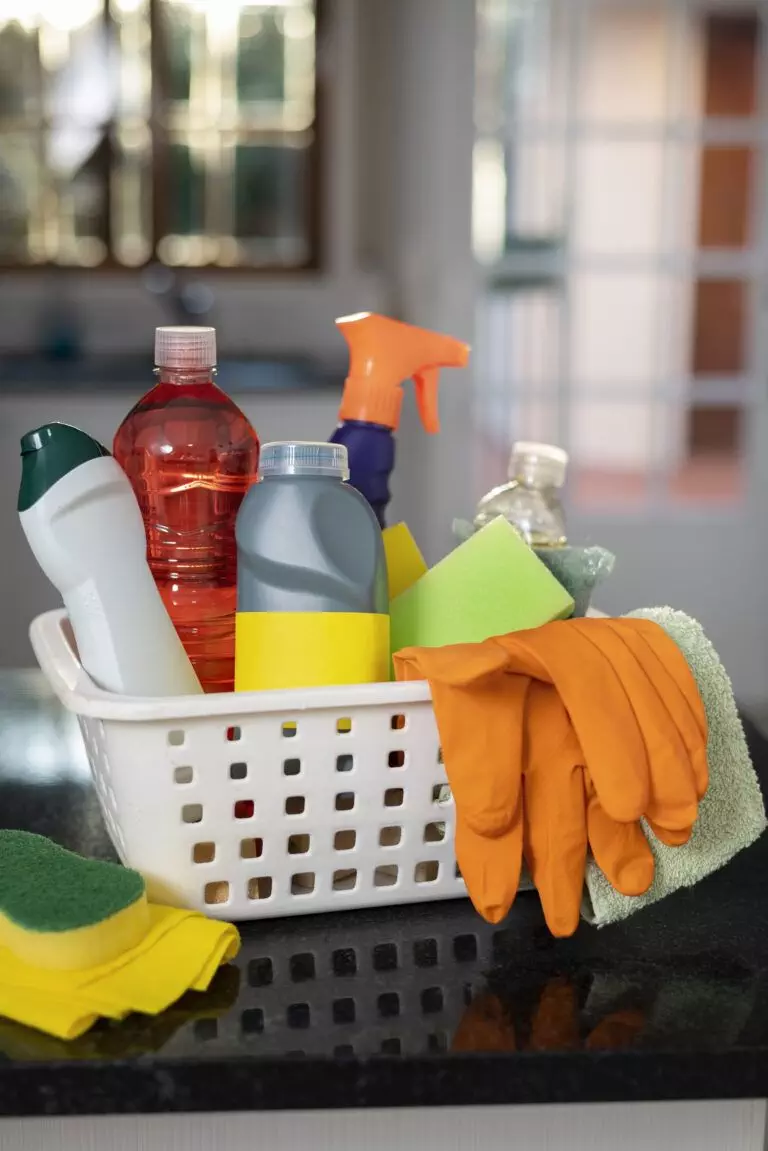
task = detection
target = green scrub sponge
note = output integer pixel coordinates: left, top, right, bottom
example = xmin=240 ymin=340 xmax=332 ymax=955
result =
xmin=0 ymin=831 xmax=149 ymax=971
xmin=390 ymin=516 xmax=574 ymax=654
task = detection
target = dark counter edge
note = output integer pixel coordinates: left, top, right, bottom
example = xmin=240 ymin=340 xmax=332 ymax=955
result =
xmin=1 ymin=1049 xmax=767 ymax=1117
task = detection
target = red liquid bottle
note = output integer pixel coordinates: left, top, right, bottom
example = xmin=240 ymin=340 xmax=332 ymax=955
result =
xmin=114 ymin=326 xmax=260 ymax=692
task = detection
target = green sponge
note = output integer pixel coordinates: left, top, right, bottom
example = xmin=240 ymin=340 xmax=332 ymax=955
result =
xmin=390 ymin=516 xmax=574 ymax=654
xmin=0 ymin=830 xmax=149 ymax=971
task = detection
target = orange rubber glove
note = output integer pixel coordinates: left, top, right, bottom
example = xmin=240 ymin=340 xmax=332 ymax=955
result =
xmin=394 ymin=617 xmax=708 ymax=936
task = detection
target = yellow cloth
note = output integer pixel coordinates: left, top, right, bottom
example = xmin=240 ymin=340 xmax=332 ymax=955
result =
xmin=0 ymin=904 xmax=240 ymax=1040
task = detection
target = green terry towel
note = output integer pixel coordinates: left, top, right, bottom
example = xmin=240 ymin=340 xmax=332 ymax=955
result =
xmin=583 ymin=607 xmax=767 ymax=927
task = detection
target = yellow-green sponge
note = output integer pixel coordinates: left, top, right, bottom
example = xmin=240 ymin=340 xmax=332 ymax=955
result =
xmin=390 ymin=516 xmax=574 ymax=654
xmin=0 ymin=831 xmax=149 ymax=971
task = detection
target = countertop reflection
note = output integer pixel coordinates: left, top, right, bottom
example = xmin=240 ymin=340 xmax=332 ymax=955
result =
xmin=1 ymin=672 xmax=768 ymax=1116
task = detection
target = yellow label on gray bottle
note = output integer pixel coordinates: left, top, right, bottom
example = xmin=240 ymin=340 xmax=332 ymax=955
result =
xmin=235 ymin=612 xmax=391 ymax=692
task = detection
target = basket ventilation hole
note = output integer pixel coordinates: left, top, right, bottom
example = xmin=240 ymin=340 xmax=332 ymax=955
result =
xmin=192 ymin=841 xmax=215 ymax=864
xmin=204 ymin=880 xmax=230 ymax=905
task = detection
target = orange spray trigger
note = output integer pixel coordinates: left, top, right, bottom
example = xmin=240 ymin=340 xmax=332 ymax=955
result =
xmin=413 ymin=367 xmax=441 ymax=433
xmin=335 ymin=312 xmax=469 ymax=432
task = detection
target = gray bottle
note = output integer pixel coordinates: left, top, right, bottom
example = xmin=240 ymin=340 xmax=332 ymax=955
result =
xmin=236 ymin=441 xmax=388 ymax=614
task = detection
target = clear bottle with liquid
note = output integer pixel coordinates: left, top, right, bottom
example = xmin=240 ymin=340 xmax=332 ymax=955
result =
xmin=474 ymin=441 xmax=568 ymax=547
xmin=113 ymin=327 xmax=260 ymax=692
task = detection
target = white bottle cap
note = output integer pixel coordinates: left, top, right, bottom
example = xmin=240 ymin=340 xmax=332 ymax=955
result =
xmin=259 ymin=441 xmax=350 ymax=481
xmin=154 ymin=326 xmax=217 ymax=370
xmin=509 ymin=441 xmax=569 ymax=487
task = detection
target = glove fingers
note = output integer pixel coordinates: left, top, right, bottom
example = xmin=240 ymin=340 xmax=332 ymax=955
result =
xmin=647 ymin=820 xmax=692 ymax=847
xmin=523 ymin=751 xmax=587 ymax=938
xmin=585 ymin=779 xmax=654 ymax=897
xmin=427 ymin=675 xmax=529 ymax=839
xmin=455 ymin=809 xmax=522 ymax=924
xmin=506 ymin=625 xmax=649 ymax=822
xmin=573 ymin=620 xmax=700 ymax=832
xmin=612 ymin=619 xmax=709 ymax=799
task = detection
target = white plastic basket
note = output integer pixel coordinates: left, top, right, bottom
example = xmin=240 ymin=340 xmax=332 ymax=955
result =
xmin=29 ymin=609 xmax=464 ymax=920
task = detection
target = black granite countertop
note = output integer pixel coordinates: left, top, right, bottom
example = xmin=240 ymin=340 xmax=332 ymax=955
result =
xmin=0 ymin=672 xmax=767 ymax=1117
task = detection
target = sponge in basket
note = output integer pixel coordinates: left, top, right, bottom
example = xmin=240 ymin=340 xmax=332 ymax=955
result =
xmin=0 ymin=830 xmax=149 ymax=971
xmin=390 ymin=516 xmax=574 ymax=654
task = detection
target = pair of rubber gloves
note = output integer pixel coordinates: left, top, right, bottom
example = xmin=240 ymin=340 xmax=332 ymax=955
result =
xmin=393 ymin=617 xmax=708 ymax=936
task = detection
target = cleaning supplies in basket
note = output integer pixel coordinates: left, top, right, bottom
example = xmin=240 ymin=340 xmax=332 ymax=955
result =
xmin=389 ymin=516 xmax=574 ymax=658
xmin=114 ymin=325 xmax=260 ymax=694
xmin=0 ymin=831 xmax=239 ymax=1040
xmin=393 ymin=616 xmax=710 ymax=935
xmin=18 ymin=422 xmax=201 ymax=697
xmin=330 ymin=313 xmax=470 ymax=526
xmin=235 ymin=441 xmax=389 ymax=691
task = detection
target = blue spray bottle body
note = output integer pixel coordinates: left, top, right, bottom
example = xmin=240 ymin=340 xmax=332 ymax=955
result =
xmin=329 ymin=420 xmax=394 ymax=529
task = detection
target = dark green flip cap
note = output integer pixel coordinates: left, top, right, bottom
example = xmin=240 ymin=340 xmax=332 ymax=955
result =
xmin=18 ymin=423 xmax=111 ymax=512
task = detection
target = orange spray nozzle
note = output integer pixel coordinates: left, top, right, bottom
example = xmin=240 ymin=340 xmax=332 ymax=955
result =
xmin=335 ymin=312 xmax=470 ymax=433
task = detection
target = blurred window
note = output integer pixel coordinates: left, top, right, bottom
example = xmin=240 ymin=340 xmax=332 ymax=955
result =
xmin=0 ymin=0 xmax=319 ymax=268
xmin=473 ymin=0 xmax=764 ymax=511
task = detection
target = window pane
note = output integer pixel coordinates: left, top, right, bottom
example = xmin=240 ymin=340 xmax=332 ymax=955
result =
xmin=114 ymin=0 xmax=151 ymax=118
xmin=506 ymin=139 xmax=566 ymax=242
xmin=698 ymin=146 xmax=755 ymax=249
xmin=662 ymin=142 xmax=759 ymax=254
xmin=672 ymin=404 xmax=745 ymax=504
xmin=237 ymin=10 xmax=286 ymax=103
xmin=46 ymin=129 xmax=108 ymax=265
xmin=166 ymin=139 xmax=206 ymax=236
xmin=0 ymin=20 xmax=40 ymax=117
xmin=691 ymin=280 xmax=749 ymax=376
xmin=570 ymin=274 xmax=673 ymax=387
xmin=234 ymin=141 xmax=310 ymax=263
xmin=476 ymin=288 xmax=562 ymax=396
xmin=569 ymin=401 xmax=659 ymax=509
xmin=579 ymin=2 xmax=670 ymax=124
xmin=0 ymin=135 xmax=38 ymax=261
xmin=40 ymin=2 xmax=107 ymax=124
xmin=113 ymin=125 xmax=152 ymax=265
xmin=702 ymin=13 xmax=758 ymax=118
xmin=0 ymin=0 xmax=317 ymax=267
xmin=574 ymin=141 xmax=664 ymax=257
xmin=159 ymin=1 xmax=194 ymax=104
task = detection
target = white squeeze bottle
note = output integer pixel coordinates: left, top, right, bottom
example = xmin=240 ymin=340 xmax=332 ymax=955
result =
xmin=18 ymin=422 xmax=202 ymax=697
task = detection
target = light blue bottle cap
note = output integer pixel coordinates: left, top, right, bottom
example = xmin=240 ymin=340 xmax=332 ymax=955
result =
xmin=258 ymin=441 xmax=350 ymax=481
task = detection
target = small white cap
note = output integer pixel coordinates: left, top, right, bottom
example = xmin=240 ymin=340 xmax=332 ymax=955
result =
xmin=509 ymin=441 xmax=569 ymax=487
xmin=259 ymin=441 xmax=349 ymax=481
xmin=154 ymin=326 xmax=217 ymax=370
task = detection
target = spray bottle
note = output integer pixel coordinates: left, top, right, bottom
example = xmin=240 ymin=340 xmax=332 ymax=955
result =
xmin=330 ymin=313 xmax=470 ymax=526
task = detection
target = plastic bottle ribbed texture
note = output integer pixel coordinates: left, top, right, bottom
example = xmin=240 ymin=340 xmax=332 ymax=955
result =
xmin=154 ymin=326 xmax=217 ymax=370
xmin=259 ymin=441 xmax=349 ymax=480
xmin=114 ymin=328 xmax=260 ymax=693
xmin=474 ymin=441 xmax=569 ymax=547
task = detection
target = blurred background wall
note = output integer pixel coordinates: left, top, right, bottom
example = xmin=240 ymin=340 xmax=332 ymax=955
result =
xmin=1 ymin=0 xmax=766 ymax=706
